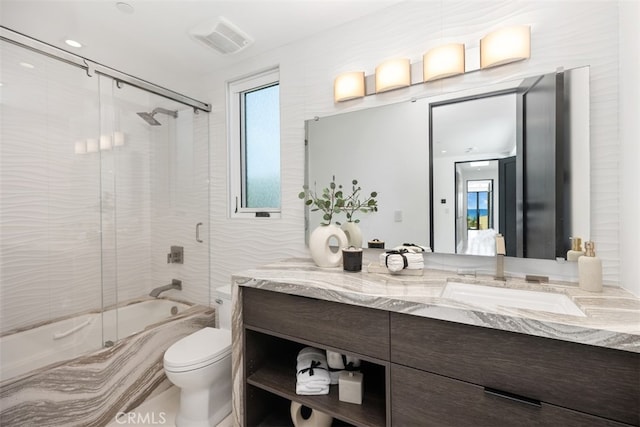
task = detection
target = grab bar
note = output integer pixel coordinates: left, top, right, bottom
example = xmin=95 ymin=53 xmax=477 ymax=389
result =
xmin=53 ymin=318 xmax=93 ymax=340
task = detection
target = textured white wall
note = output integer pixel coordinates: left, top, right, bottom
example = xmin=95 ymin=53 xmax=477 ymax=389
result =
xmin=205 ymin=1 xmax=632 ymax=294
xmin=618 ymin=0 xmax=640 ymax=297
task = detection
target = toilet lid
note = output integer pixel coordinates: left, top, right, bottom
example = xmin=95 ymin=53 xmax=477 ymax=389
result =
xmin=164 ymin=327 xmax=231 ymax=370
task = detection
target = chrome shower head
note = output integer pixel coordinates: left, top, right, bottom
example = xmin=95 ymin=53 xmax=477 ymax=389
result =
xmin=137 ymin=112 xmax=161 ymax=126
xmin=137 ymin=108 xmax=178 ymax=126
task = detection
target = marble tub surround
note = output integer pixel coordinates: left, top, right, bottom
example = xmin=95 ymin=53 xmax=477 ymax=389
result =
xmin=232 ymin=257 xmax=640 ymax=352
xmin=0 ymin=304 xmax=215 ymax=427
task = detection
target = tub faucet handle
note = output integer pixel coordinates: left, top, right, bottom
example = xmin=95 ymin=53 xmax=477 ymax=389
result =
xmin=167 ymin=246 xmax=184 ymax=264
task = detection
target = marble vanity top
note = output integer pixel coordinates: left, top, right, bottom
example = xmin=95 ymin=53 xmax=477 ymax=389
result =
xmin=233 ymin=258 xmax=640 ymax=353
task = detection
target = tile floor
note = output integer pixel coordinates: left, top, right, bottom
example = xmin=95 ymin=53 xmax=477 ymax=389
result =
xmin=106 ymin=386 xmax=233 ymax=427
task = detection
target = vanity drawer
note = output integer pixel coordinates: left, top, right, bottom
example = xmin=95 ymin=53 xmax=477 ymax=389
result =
xmin=390 ymin=313 xmax=639 ymax=425
xmin=243 ymin=287 xmax=390 ymax=360
xmin=391 ymin=364 xmax=631 ymax=427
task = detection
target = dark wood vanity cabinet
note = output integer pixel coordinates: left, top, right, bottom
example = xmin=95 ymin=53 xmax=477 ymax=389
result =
xmin=390 ymin=312 xmax=639 ymax=426
xmin=241 ymin=287 xmax=639 ymax=427
xmin=242 ymin=288 xmax=390 ymax=427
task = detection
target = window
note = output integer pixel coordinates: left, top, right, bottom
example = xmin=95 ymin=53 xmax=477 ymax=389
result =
xmin=466 ymin=179 xmax=493 ymax=231
xmin=228 ymin=68 xmax=280 ymax=218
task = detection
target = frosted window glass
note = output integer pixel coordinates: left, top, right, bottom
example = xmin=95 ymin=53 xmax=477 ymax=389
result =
xmin=243 ymin=84 xmax=280 ymax=208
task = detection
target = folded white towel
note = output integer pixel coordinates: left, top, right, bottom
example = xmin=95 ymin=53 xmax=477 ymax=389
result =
xmin=379 ymin=250 xmax=424 ymax=272
xmin=296 ymin=347 xmax=330 ymax=395
xmin=296 ymin=381 xmax=330 ymax=395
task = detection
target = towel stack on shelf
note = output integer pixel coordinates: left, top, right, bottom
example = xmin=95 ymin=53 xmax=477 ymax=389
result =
xmin=379 ymin=248 xmax=424 ymax=272
xmin=296 ymin=347 xmax=330 ymax=395
xmin=326 ymin=350 xmax=361 ymax=385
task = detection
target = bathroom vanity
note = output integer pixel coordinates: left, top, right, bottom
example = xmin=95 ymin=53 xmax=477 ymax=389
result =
xmin=232 ymin=258 xmax=639 ymax=427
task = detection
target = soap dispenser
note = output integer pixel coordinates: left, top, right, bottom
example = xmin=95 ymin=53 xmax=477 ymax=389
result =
xmin=567 ymin=237 xmax=585 ymax=261
xmin=578 ymin=241 xmax=602 ymax=292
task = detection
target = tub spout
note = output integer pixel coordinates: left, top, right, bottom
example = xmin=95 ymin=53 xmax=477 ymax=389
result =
xmin=150 ymin=279 xmax=182 ymax=297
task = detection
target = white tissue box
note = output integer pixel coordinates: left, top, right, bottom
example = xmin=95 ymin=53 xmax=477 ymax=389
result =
xmin=338 ymin=371 xmax=363 ymax=404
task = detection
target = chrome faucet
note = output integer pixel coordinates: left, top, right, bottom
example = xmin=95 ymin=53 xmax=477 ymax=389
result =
xmin=495 ymin=234 xmax=506 ymax=281
xmin=150 ymin=279 xmax=182 ymax=297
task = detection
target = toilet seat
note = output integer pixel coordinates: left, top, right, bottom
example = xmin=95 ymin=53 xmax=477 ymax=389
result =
xmin=164 ymin=327 xmax=231 ymax=372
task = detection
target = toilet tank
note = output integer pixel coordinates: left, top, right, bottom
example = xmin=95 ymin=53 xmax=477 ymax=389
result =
xmin=214 ymin=285 xmax=232 ymax=330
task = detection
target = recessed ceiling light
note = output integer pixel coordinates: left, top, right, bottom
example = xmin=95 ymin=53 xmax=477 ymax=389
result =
xmin=65 ymin=39 xmax=83 ymax=48
xmin=116 ymin=2 xmax=134 ymax=14
xmin=19 ymin=62 xmax=35 ymax=69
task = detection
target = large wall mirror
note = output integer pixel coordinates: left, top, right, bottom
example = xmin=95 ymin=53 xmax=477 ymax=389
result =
xmin=305 ymin=66 xmax=590 ymax=260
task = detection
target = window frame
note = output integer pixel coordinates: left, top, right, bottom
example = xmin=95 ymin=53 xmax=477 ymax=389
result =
xmin=228 ymin=67 xmax=281 ymax=219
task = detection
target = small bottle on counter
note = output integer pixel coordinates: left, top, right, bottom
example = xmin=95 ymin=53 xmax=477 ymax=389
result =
xmin=578 ymin=241 xmax=602 ymax=292
xmin=567 ymin=237 xmax=585 ymax=261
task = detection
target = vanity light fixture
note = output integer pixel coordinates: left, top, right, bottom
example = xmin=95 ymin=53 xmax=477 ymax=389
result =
xmin=334 ymin=25 xmax=531 ymax=101
xmin=423 ymin=43 xmax=465 ymax=82
xmin=375 ymin=58 xmax=411 ymax=93
xmin=74 ymin=141 xmax=87 ymax=155
xmin=100 ymin=135 xmax=112 ymax=151
xmin=86 ymin=138 xmax=99 ymax=153
xmin=334 ymin=71 xmax=365 ymax=102
xmin=114 ymin=131 xmax=125 ymax=147
xmin=480 ymin=25 xmax=531 ymax=69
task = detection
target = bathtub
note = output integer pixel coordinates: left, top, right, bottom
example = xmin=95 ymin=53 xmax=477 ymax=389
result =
xmin=0 ymin=299 xmax=216 ymax=427
xmin=0 ymin=299 xmax=191 ymax=382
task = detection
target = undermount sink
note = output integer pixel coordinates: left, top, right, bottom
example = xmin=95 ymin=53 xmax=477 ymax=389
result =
xmin=440 ymin=281 xmax=586 ymax=317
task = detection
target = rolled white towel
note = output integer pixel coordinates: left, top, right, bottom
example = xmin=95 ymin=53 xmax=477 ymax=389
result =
xmin=326 ymin=350 xmax=361 ymax=370
xmin=379 ymin=250 xmax=424 ymax=272
xmin=298 ymin=348 xmax=324 ymax=360
xmin=326 ymin=350 xmax=361 ymax=384
xmin=393 ymin=243 xmax=431 ymax=253
xmin=296 ymin=347 xmax=330 ymax=395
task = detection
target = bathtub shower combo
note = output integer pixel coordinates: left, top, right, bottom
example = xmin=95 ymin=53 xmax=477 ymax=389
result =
xmin=0 ymin=29 xmax=213 ymax=425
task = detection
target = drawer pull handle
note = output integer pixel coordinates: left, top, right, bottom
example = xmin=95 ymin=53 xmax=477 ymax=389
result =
xmin=484 ymin=387 xmax=541 ymax=408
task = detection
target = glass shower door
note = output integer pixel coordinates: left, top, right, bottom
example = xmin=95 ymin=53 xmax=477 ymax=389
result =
xmin=0 ymin=39 xmax=104 ymax=378
xmin=101 ymin=78 xmax=210 ymax=343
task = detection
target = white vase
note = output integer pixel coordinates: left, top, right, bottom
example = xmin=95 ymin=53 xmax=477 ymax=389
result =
xmin=341 ymin=221 xmax=363 ymax=248
xmin=309 ymin=224 xmax=348 ymax=267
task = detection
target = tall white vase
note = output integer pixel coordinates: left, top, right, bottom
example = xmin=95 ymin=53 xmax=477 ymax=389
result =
xmin=309 ymin=224 xmax=348 ymax=267
xmin=341 ymin=221 xmax=363 ymax=248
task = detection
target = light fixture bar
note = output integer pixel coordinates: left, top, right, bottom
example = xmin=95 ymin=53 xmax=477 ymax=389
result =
xmin=333 ymin=25 xmax=531 ymax=101
xmin=423 ymin=43 xmax=465 ymax=82
xmin=375 ymin=58 xmax=411 ymax=93
xmin=334 ymin=71 xmax=365 ymax=102
xmin=480 ymin=25 xmax=531 ymax=69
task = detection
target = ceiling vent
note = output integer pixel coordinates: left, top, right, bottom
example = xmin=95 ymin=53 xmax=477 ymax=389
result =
xmin=191 ymin=17 xmax=253 ymax=55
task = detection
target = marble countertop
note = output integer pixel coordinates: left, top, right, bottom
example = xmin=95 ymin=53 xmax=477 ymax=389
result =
xmin=233 ymin=257 xmax=640 ymax=353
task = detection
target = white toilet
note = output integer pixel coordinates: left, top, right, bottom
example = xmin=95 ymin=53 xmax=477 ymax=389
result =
xmin=163 ymin=285 xmax=233 ymax=427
